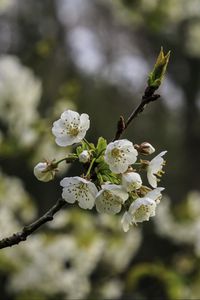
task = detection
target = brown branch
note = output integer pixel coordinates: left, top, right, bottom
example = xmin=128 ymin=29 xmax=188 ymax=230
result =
xmin=0 ymin=198 xmax=66 ymax=249
xmin=0 ymin=85 xmax=160 ymax=250
xmin=113 ymin=86 xmax=160 ymax=141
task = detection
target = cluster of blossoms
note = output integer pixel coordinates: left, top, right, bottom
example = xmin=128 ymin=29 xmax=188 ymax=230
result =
xmin=34 ymin=109 xmax=167 ymax=232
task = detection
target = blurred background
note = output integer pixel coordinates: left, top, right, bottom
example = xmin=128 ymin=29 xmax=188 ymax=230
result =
xmin=0 ymin=0 xmax=200 ymax=299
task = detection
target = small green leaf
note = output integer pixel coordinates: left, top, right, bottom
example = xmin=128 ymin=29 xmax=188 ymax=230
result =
xmin=148 ymin=47 xmax=170 ymax=89
xmin=96 ymin=137 xmax=107 ymax=157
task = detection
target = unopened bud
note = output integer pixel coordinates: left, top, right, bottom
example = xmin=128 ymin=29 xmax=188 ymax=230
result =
xmin=79 ymin=150 xmax=90 ymax=163
xmin=34 ymin=161 xmax=56 ymax=182
xmin=134 ymin=142 xmax=155 ymax=155
xmin=140 ymin=142 xmax=155 ymax=155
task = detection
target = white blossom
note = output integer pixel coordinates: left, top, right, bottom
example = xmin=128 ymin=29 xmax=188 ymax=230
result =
xmin=52 ymin=110 xmax=90 ymax=147
xmin=122 ymin=172 xmax=142 ymax=192
xmin=33 ymin=162 xmax=55 ymax=182
xmin=60 ymin=176 xmax=98 ymax=209
xmin=95 ymin=184 xmax=128 ymax=214
xmin=147 ymin=151 xmax=167 ymax=188
xmin=79 ymin=150 xmax=90 ymax=163
xmin=121 ymin=188 xmax=164 ymax=231
xmin=104 ymin=139 xmax=138 ymax=174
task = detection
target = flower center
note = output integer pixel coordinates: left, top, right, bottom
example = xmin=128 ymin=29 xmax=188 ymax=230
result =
xmin=111 ymin=148 xmax=121 ymax=158
xmin=102 ymin=190 xmax=113 ymax=200
xmin=133 ymin=204 xmax=149 ymax=220
xmin=68 ymin=125 xmax=79 ymax=137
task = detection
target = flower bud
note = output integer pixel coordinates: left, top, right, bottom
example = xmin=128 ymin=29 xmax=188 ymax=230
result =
xmin=148 ymin=47 xmax=170 ymax=89
xmin=137 ymin=142 xmax=155 ymax=155
xmin=34 ymin=162 xmax=56 ymax=182
xmin=79 ymin=150 xmax=90 ymax=163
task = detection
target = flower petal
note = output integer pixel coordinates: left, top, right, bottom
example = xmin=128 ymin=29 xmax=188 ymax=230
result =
xmin=121 ymin=211 xmax=133 ymax=232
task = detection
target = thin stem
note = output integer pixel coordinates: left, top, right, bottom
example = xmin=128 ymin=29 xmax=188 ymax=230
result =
xmin=86 ymin=158 xmax=96 ymax=177
xmin=83 ymin=138 xmax=91 ymax=149
xmin=113 ymin=86 xmax=160 ymax=141
xmin=55 ymin=154 xmax=77 ymax=166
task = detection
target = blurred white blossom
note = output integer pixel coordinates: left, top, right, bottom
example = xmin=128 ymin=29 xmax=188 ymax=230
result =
xmin=0 ymin=55 xmax=42 ymax=146
xmin=0 ymin=170 xmax=36 ymax=239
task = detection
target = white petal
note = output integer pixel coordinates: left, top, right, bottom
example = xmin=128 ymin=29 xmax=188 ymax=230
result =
xmin=147 ymin=171 xmax=157 ymax=188
xmin=60 ymin=110 xmax=80 ymax=123
xmin=55 ymin=136 xmax=76 ymax=147
xmin=108 ymin=162 xmax=129 ymax=174
xmin=121 ymin=211 xmax=133 ymax=232
xmin=95 ymin=189 xmax=122 ymax=214
xmin=62 ymin=187 xmax=76 ymax=203
xmin=79 ymin=113 xmax=90 ymax=131
xmin=146 ymin=187 xmax=164 ymax=201
xmin=60 ymin=177 xmax=79 ymax=187
xmin=101 ymin=184 xmax=129 ymax=202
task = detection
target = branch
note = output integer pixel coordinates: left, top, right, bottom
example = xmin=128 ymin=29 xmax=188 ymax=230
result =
xmin=0 ymin=84 xmax=160 ymax=250
xmin=0 ymin=198 xmax=66 ymax=249
xmin=113 ymin=86 xmax=160 ymax=141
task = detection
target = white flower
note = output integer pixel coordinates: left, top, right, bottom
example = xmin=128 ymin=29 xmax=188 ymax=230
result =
xmin=95 ymin=184 xmax=128 ymax=214
xmin=104 ymin=139 xmax=138 ymax=174
xmin=122 ymin=172 xmax=142 ymax=192
xmin=121 ymin=187 xmax=164 ymax=231
xmin=147 ymin=151 xmax=167 ymax=188
xmin=60 ymin=176 xmax=98 ymax=209
xmin=52 ymin=110 xmax=90 ymax=147
xmin=79 ymin=150 xmax=90 ymax=163
xmin=34 ymin=162 xmax=55 ymax=182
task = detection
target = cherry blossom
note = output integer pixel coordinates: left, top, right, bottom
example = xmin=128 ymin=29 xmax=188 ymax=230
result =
xmin=52 ymin=110 xmax=90 ymax=147
xmin=60 ymin=176 xmax=98 ymax=209
xmin=104 ymin=139 xmax=138 ymax=174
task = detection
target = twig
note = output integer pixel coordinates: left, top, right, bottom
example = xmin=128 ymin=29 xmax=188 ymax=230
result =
xmin=0 ymin=85 xmax=160 ymax=250
xmin=0 ymin=198 xmax=66 ymax=249
xmin=113 ymin=86 xmax=160 ymax=141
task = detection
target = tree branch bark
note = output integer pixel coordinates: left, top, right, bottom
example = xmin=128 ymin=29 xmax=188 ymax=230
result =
xmin=113 ymin=86 xmax=160 ymax=141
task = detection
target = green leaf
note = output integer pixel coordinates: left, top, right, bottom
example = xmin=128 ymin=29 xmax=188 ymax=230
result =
xmin=96 ymin=137 xmax=107 ymax=157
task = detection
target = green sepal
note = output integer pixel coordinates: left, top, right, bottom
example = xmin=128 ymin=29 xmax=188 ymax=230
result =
xmin=76 ymin=145 xmax=83 ymax=156
xmin=76 ymin=140 xmax=95 ymax=156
